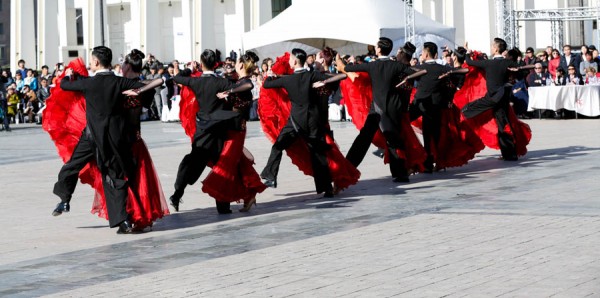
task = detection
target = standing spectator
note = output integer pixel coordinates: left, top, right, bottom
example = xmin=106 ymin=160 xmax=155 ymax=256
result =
xmin=51 ymin=64 xmax=64 ymax=86
xmin=523 ymin=47 xmax=536 ymax=66
xmin=545 ymin=46 xmax=553 ymax=57
xmin=526 ymin=62 xmax=551 ymax=87
xmin=21 ymin=85 xmax=39 ymax=123
xmin=579 ymin=52 xmax=598 ymax=75
xmin=113 ymin=64 xmax=123 ymax=76
xmin=39 ymin=65 xmax=52 ymax=81
xmin=306 ymin=54 xmax=316 ymax=71
xmin=16 ymin=59 xmax=28 ymax=79
xmin=249 ymin=73 xmax=261 ymax=121
xmin=4 ymin=85 xmax=19 ymax=130
xmin=559 ymin=45 xmax=582 ymax=76
xmin=172 ymin=60 xmax=182 ymax=76
xmin=581 ymin=45 xmax=588 ymax=57
xmin=592 ymin=48 xmax=600 ymax=65
xmin=410 ymin=57 xmax=419 ymax=66
xmin=36 ymin=78 xmax=51 ymax=124
xmin=548 ymin=49 xmax=561 ymax=79
xmin=142 ymin=53 xmax=161 ymax=76
xmin=24 ymin=69 xmax=39 ymax=92
xmin=1 ymin=69 xmax=13 ymax=94
xmin=145 ymin=65 xmax=163 ymax=119
xmin=536 ymin=51 xmax=549 ymax=69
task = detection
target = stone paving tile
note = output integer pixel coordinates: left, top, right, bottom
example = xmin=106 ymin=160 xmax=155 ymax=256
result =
xmin=2 ymin=120 xmax=600 ymax=296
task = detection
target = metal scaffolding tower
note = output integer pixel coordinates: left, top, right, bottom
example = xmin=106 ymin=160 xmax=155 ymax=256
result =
xmin=495 ymin=0 xmax=516 ymax=48
xmin=404 ymin=0 xmax=415 ymax=43
xmin=496 ymin=0 xmax=600 ymax=50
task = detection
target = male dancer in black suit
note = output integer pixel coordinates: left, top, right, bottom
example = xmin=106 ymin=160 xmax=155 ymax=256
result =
xmin=340 ymin=37 xmax=421 ymax=182
xmin=260 ymin=48 xmax=346 ymax=197
xmin=52 ymin=46 xmax=161 ymax=234
xmin=461 ymin=38 xmax=532 ymax=161
xmin=408 ymin=42 xmax=453 ymax=172
xmin=169 ymin=49 xmax=249 ymax=214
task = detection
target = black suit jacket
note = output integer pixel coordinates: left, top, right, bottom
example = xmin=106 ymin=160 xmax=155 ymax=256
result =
xmin=466 ymin=56 xmax=518 ymax=101
xmin=559 ymin=54 xmax=582 ymax=76
xmin=262 ymin=69 xmax=329 ymax=136
xmin=414 ymin=62 xmax=452 ymax=105
xmin=174 ymin=73 xmax=238 ymax=135
xmin=61 ymin=71 xmax=144 ymax=171
xmin=344 ymin=58 xmax=414 ymax=115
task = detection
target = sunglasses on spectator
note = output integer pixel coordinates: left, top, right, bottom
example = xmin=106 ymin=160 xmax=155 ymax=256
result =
xmin=534 ymin=67 xmax=542 ymax=69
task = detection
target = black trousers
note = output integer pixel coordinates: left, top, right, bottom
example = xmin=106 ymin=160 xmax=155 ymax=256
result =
xmin=175 ymin=130 xmax=230 ymax=213
xmin=345 ymin=112 xmax=408 ymax=178
xmin=53 ymin=131 xmax=129 ymax=228
xmin=410 ymin=100 xmax=442 ymax=170
xmin=260 ymin=121 xmax=333 ymax=194
xmin=462 ymin=91 xmax=517 ymax=160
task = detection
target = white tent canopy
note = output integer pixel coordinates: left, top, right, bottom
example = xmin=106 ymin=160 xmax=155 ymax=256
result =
xmin=242 ymin=0 xmax=456 ymax=59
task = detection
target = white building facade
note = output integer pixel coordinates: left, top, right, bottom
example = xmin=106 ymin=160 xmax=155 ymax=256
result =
xmin=9 ymin=0 xmax=280 ymax=71
xmin=9 ymin=0 xmax=599 ymax=71
xmin=414 ymin=0 xmax=599 ymax=53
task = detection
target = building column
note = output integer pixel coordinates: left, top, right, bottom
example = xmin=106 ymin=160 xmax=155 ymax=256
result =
xmin=82 ymin=0 xmax=104 ymax=63
xmin=10 ymin=0 xmax=35 ymax=72
xmin=37 ymin=0 xmax=60 ymax=68
xmin=176 ymin=0 xmax=193 ymax=62
xmin=143 ymin=0 xmax=161 ymax=57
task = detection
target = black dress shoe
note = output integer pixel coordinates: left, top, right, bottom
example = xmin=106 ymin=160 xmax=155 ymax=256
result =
xmin=117 ymin=220 xmax=133 ymax=234
xmin=323 ymin=191 xmax=334 ymax=198
xmin=263 ymin=179 xmax=277 ymax=188
xmin=169 ymin=190 xmax=184 ymax=212
xmin=216 ymin=201 xmax=232 ymax=214
xmin=393 ymin=176 xmax=410 ymax=183
xmin=52 ymin=202 xmax=70 ymax=216
xmin=372 ymin=148 xmax=385 ymax=158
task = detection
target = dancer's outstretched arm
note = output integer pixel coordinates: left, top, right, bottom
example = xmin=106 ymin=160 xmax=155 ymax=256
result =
xmin=396 ymin=69 xmax=427 ymax=88
xmin=312 ymin=73 xmax=347 ymax=88
xmin=438 ymin=67 xmax=469 ymax=79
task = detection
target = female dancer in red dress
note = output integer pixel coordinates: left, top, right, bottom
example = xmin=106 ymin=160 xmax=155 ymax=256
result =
xmin=338 ymin=42 xmax=428 ymax=178
xmin=258 ymin=51 xmax=360 ymax=193
xmin=43 ymin=51 xmax=169 ymax=232
xmin=177 ymin=52 xmax=266 ymax=212
xmin=453 ymin=44 xmax=532 ymax=159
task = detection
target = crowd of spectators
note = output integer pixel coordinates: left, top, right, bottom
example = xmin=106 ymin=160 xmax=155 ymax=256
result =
xmin=2 ymin=42 xmax=600 ymax=132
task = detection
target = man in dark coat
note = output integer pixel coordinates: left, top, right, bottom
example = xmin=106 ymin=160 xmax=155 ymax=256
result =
xmin=461 ymin=38 xmax=532 ymax=161
xmin=410 ymin=42 xmax=453 ymax=172
xmin=341 ymin=37 xmax=417 ymax=182
xmin=260 ymin=48 xmax=346 ymax=197
xmin=52 ymin=46 xmax=157 ymax=234
xmin=169 ymin=49 xmax=247 ymax=214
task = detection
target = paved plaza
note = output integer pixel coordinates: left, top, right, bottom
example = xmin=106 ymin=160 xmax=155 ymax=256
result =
xmin=0 ymin=119 xmax=599 ymax=297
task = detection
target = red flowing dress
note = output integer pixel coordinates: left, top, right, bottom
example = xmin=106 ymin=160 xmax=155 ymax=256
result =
xmin=408 ymin=74 xmax=485 ymax=169
xmin=340 ymin=71 xmax=427 ymax=173
xmin=258 ymin=53 xmax=361 ymax=189
xmin=453 ymin=52 xmax=532 ymax=157
xmin=43 ymin=58 xmax=170 ymax=229
xmin=178 ymin=72 xmax=266 ymax=203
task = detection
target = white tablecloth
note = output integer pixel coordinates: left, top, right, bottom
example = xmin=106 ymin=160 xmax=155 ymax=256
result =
xmin=528 ymin=85 xmax=600 ymax=117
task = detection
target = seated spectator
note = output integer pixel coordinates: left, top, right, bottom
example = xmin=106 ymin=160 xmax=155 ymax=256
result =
xmin=113 ymin=64 xmax=123 ymax=76
xmin=14 ymin=72 xmax=25 ymax=92
xmin=565 ymin=65 xmax=584 ymax=85
xmin=537 ymin=51 xmax=549 ymax=69
xmin=579 ymin=52 xmax=598 ymax=74
xmin=512 ymin=79 xmax=529 ymax=117
xmin=584 ymin=67 xmax=599 ymax=85
xmin=554 ymin=68 xmax=567 ymax=85
xmin=527 ymin=63 xmax=551 ymax=86
xmin=24 ymin=69 xmax=38 ymax=92
xmin=592 ymin=49 xmax=600 ymax=65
